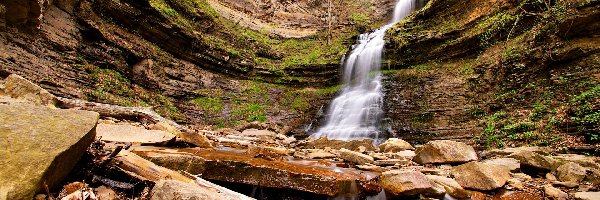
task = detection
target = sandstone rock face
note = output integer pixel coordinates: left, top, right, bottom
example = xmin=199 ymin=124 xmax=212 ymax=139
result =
xmin=379 ymin=138 xmax=413 ymax=152
xmin=451 ymin=162 xmax=511 ymax=191
xmin=413 ymin=140 xmax=477 ymax=164
xmin=96 ymin=123 xmax=176 ymax=145
xmin=509 ymin=150 xmax=559 ymax=171
xmin=482 ymin=158 xmax=521 ymax=172
xmin=0 ymin=104 xmax=99 ymax=200
xmin=555 ymin=162 xmax=587 ymax=182
xmin=338 ymin=148 xmax=375 ymax=165
xmin=150 ymin=180 xmax=253 ymax=200
xmin=573 ymin=192 xmax=600 ymax=200
xmin=3 ymin=74 xmax=57 ymax=106
xmin=379 ymin=170 xmax=433 ymax=197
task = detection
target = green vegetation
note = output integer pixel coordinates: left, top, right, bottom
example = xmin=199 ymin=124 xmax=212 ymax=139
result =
xmin=566 ymin=85 xmax=600 ymax=142
xmin=349 ymin=12 xmax=371 ymax=32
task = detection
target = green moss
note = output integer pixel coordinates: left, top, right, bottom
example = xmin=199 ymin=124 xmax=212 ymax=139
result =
xmin=190 ymin=96 xmax=224 ymax=114
xmin=317 ymin=85 xmax=343 ymax=95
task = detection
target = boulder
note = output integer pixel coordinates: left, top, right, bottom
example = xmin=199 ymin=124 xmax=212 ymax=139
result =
xmin=305 ymin=150 xmax=337 ymax=159
xmin=555 ymin=162 xmax=587 ymax=182
xmin=94 ymin=186 xmax=117 ymax=200
xmin=413 ymin=140 xmax=477 ymax=164
xmin=484 ymin=146 xmax=552 ymax=157
xmin=379 ymin=170 xmax=434 ymax=197
xmin=379 ymin=138 xmax=413 ymax=152
xmin=150 ymin=180 xmax=253 ymax=200
xmin=508 ymin=150 xmax=559 ymax=171
xmin=241 ymin=129 xmax=278 ymax=138
xmin=554 ymin=154 xmax=600 ymax=170
xmin=299 ymin=137 xmax=377 ymax=151
xmin=482 ymin=158 xmax=521 ymax=172
xmin=426 ymin=175 xmax=468 ymax=199
xmin=338 ymin=148 xmax=375 ymax=165
xmin=573 ymin=192 xmax=600 ymax=200
xmin=96 ymin=123 xmax=176 ymax=145
xmin=451 ymin=162 xmax=511 ymax=191
xmin=543 ymin=185 xmax=568 ymax=200
xmin=386 ymin=150 xmax=416 ymax=160
xmin=374 ymin=159 xmax=410 ymax=166
xmin=3 ymin=74 xmax=57 ymax=106
xmin=0 ymin=104 xmax=99 ymax=200
xmin=151 ymin=122 xmax=212 ymax=147
xmin=248 ymin=145 xmax=294 ymax=158
xmin=585 ymin=168 xmax=600 ymax=185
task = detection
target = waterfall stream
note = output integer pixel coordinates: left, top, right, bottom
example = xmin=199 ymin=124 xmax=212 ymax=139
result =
xmin=312 ymin=0 xmax=423 ymax=141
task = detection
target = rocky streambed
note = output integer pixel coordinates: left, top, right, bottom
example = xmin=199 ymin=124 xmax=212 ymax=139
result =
xmin=2 ymin=74 xmax=600 ymax=200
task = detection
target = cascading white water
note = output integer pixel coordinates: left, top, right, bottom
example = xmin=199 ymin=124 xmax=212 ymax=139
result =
xmin=311 ymin=0 xmax=421 ymax=141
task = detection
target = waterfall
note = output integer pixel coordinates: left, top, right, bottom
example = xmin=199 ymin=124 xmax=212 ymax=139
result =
xmin=311 ymin=0 xmax=422 ymax=141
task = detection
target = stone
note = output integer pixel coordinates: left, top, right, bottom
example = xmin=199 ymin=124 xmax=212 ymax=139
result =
xmin=0 ymin=104 xmax=99 ymax=200
xmin=150 ymin=180 xmax=253 ymax=200
xmin=379 ymin=138 xmax=413 ymax=152
xmin=544 ymin=185 xmax=568 ymax=200
xmin=338 ymin=148 xmax=375 ymax=165
xmin=3 ymin=74 xmax=57 ymax=106
xmin=554 ymin=154 xmax=600 ymax=170
xmin=305 ymin=150 xmax=336 ymax=159
xmin=426 ymin=175 xmax=468 ymax=199
xmin=585 ymin=168 xmax=600 ymax=185
xmin=248 ymin=145 xmax=294 ymax=158
xmin=96 ymin=123 xmax=176 ymax=145
xmin=386 ymin=150 xmax=416 ymax=160
xmin=451 ymin=162 xmax=511 ymax=191
xmin=151 ymin=122 xmax=212 ymax=147
xmin=374 ymin=159 xmax=410 ymax=166
xmin=131 ymin=146 xmax=380 ymax=196
xmin=493 ymin=191 xmax=543 ymax=200
xmin=509 ymin=150 xmax=559 ymax=171
xmin=94 ymin=186 xmax=117 ymax=200
xmin=379 ymin=170 xmax=434 ymax=197
xmin=506 ymin=179 xmax=524 ymax=190
xmin=552 ymin=181 xmax=579 ymax=188
xmin=370 ymin=153 xmax=389 ymax=160
xmin=413 ymin=140 xmax=477 ymax=164
xmin=546 ymin=173 xmax=558 ymax=181
xmin=241 ymin=129 xmax=277 ymax=138
xmin=484 ymin=146 xmax=552 ymax=157
xmin=482 ymin=158 xmax=520 ymax=172
xmin=555 ymin=162 xmax=587 ymax=182
xmin=573 ymin=192 xmax=600 ymax=200
xmin=299 ymin=137 xmax=377 ymax=151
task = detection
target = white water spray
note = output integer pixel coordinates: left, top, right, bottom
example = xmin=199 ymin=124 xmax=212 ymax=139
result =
xmin=312 ymin=0 xmax=422 ymax=141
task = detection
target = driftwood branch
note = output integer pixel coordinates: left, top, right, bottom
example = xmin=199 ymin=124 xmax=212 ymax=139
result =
xmin=56 ymin=97 xmax=182 ymax=130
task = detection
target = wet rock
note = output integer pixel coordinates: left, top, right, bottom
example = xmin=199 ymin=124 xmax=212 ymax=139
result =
xmin=248 ymin=145 xmax=294 ymax=158
xmin=555 ymin=162 xmax=587 ymax=182
xmin=338 ymin=148 xmax=375 ymax=165
xmin=299 ymin=137 xmax=377 ymax=151
xmin=451 ymin=162 xmax=510 ymax=191
xmin=379 ymin=138 xmax=413 ymax=152
xmin=3 ymin=74 xmax=57 ymax=106
xmin=132 ymin=147 xmax=380 ymax=196
xmin=150 ymin=180 xmax=253 ymax=200
xmin=379 ymin=170 xmax=434 ymax=197
xmin=426 ymin=175 xmax=468 ymax=199
xmin=94 ymin=186 xmax=117 ymax=200
xmin=573 ymin=192 xmax=600 ymax=200
xmin=96 ymin=123 xmax=176 ymax=145
xmin=493 ymin=191 xmax=544 ymax=200
xmin=509 ymin=150 xmax=559 ymax=171
xmin=482 ymin=158 xmax=520 ymax=172
xmin=151 ymin=122 xmax=212 ymax=147
xmin=544 ymin=185 xmax=568 ymax=200
xmin=0 ymin=104 xmax=99 ymax=200
xmin=413 ymin=140 xmax=477 ymax=164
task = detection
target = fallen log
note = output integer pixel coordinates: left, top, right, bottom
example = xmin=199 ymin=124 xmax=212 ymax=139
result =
xmin=56 ymin=97 xmax=181 ymax=129
xmin=111 ymin=150 xmax=254 ymax=200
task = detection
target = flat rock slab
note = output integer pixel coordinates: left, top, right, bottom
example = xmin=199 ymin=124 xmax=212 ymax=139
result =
xmin=0 ymin=104 xmax=99 ymax=200
xmin=131 ymin=146 xmax=381 ymax=197
xmin=96 ymin=123 xmax=175 ymax=145
xmin=298 ymin=138 xmax=377 ymax=151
